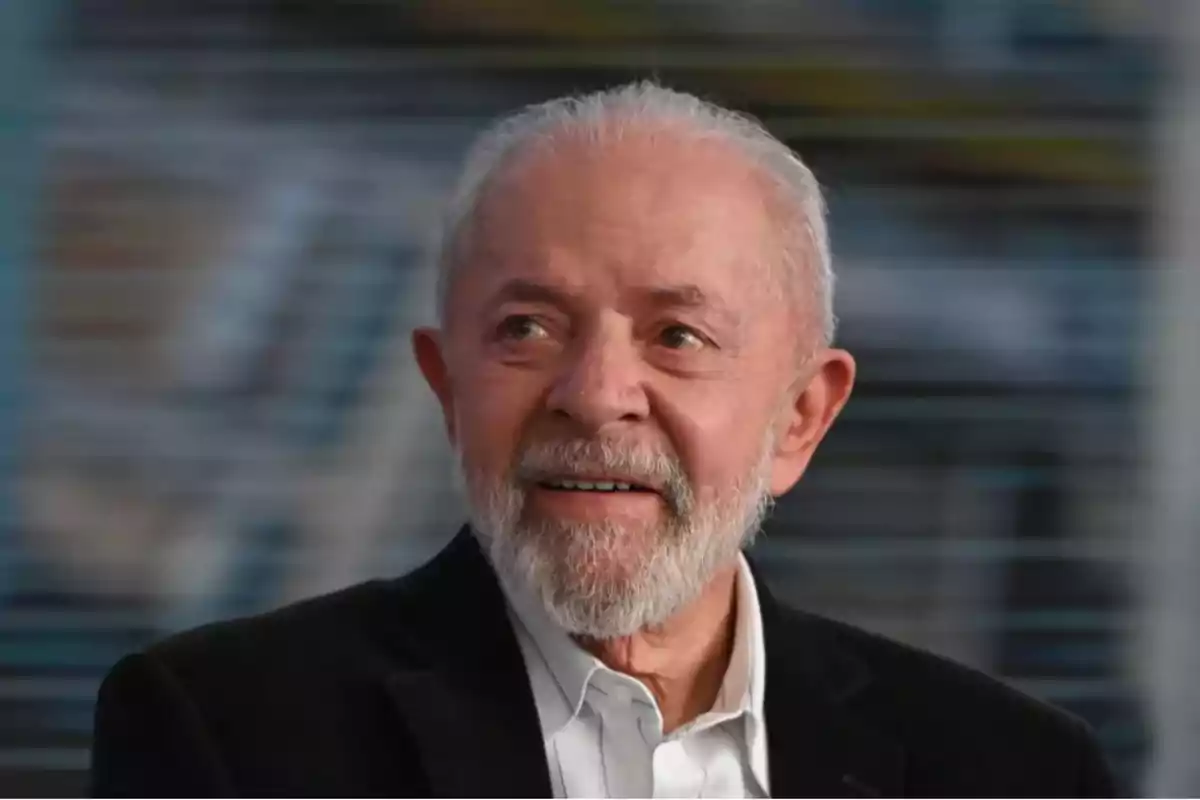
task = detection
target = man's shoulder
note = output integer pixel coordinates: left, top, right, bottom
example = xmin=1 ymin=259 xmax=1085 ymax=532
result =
xmin=92 ymin=561 xmax=473 ymax=796
xmin=118 ymin=533 xmax=496 ymax=696
xmin=127 ymin=582 xmax=391 ymax=702
xmin=140 ymin=552 xmax=457 ymax=686
xmin=149 ymin=579 xmax=386 ymax=659
xmin=780 ymin=603 xmax=1094 ymax=748
xmin=765 ymin=604 xmax=1115 ymax=795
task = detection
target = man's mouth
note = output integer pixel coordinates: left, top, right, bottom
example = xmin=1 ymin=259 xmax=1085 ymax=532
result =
xmin=536 ymin=478 xmax=657 ymax=494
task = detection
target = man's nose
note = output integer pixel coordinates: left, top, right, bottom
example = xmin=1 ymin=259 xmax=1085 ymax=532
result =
xmin=546 ymin=334 xmax=650 ymax=432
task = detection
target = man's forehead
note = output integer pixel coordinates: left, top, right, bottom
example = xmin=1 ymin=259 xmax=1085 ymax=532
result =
xmin=479 ymin=126 xmax=778 ymax=233
xmin=451 ymin=129 xmax=793 ymax=319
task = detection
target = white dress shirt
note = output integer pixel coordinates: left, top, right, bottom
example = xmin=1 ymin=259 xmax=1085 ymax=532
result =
xmin=502 ymin=556 xmax=770 ymax=798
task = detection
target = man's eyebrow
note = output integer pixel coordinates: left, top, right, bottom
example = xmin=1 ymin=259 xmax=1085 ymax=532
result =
xmin=643 ymin=284 xmax=739 ymax=326
xmin=486 ymin=279 xmax=740 ymax=326
xmin=487 ymin=279 xmax=580 ymax=310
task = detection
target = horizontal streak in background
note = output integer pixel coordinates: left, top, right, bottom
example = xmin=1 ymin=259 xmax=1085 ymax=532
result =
xmin=58 ymin=47 xmax=1150 ymax=74
xmin=761 ymin=539 xmax=1138 ymax=562
xmin=0 ymin=679 xmax=97 ymax=700
xmin=0 ymin=749 xmax=89 ymax=772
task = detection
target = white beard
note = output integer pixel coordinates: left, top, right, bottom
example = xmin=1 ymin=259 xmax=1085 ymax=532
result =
xmin=455 ymin=432 xmax=777 ymax=639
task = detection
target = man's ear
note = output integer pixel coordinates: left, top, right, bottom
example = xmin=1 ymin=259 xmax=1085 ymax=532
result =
xmin=412 ymin=326 xmax=456 ymax=443
xmin=769 ymin=348 xmax=856 ymax=495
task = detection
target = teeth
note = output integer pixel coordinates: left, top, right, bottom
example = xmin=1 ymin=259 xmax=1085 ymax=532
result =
xmin=546 ymin=479 xmax=639 ymax=492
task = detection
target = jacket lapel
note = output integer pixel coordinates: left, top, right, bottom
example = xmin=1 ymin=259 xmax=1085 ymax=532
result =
xmin=754 ymin=564 xmax=906 ymax=798
xmin=382 ymin=529 xmax=553 ymax=798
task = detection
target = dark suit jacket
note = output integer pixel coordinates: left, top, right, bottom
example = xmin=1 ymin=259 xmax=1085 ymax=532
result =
xmin=91 ymin=527 xmax=1116 ymax=798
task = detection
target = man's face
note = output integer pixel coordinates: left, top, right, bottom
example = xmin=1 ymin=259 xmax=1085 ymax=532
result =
xmin=415 ymin=129 xmax=853 ymax=637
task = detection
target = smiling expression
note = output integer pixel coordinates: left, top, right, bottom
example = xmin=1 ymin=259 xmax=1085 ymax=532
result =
xmin=415 ymin=122 xmax=854 ymax=636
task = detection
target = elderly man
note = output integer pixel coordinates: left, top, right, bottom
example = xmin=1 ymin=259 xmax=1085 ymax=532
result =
xmin=91 ymin=83 xmax=1115 ymax=798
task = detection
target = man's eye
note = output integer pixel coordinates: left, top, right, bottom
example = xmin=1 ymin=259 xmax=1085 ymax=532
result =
xmin=658 ymin=325 xmax=706 ymax=350
xmin=497 ymin=315 xmax=550 ymax=341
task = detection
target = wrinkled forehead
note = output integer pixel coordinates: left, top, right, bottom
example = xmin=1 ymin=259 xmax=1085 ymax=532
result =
xmin=453 ymin=128 xmax=790 ymax=314
xmin=484 ymin=124 xmax=781 ymax=236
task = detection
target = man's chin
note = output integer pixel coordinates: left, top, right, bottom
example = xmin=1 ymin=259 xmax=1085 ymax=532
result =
xmin=547 ymin=546 xmax=661 ymax=595
xmin=540 ymin=589 xmax=658 ymax=640
xmin=513 ymin=548 xmax=661 ymax=631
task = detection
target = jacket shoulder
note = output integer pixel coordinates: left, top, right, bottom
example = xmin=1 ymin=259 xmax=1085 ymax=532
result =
xmin=94 ymin=564 xmax=458 ymax=795
xmin=132 ymin=534 xmax=491 ymax=689
xmin=803 ymin=609 xmax=1075 ymax=724
xmin=147 ymin=579 xmax=392 ymax=666
xmin=139 ymin=556 xmax=454 ymax=694
xmin=785 ymin=607 xmax=1114 ymax=794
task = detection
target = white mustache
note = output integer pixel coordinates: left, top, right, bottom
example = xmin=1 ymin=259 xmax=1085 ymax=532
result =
xmin=513 ymin=438 xmax=692 ymax=514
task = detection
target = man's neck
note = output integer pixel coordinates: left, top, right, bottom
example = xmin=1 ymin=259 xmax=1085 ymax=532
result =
xmin=575 ymin=561 xmax=740 ymax=734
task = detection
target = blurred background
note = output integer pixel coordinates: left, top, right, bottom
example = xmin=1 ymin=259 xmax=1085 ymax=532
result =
xmin=2 ymin=0 xmax=1197 ymax=794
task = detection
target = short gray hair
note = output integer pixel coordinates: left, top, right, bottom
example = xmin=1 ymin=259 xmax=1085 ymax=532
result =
xmin=434 ymin=80 xmax=836 ymax=345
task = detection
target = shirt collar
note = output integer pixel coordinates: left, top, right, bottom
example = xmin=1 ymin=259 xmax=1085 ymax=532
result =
xmin=501 ymin=572 xmax=603 ymax=735
xmin=735 ymin=554 xmax=770 ymax=795
xmin=716 ymin=554 xmax=766 ymax=720
xmin=501 ymin=554 xmax=769 ymax=788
